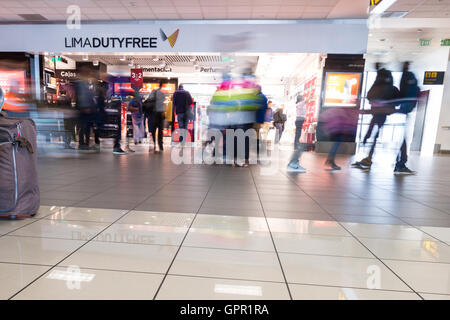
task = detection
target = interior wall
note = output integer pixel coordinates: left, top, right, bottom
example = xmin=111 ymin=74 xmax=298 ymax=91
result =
xmin=435 ymin=52 xmax=450 ymax=152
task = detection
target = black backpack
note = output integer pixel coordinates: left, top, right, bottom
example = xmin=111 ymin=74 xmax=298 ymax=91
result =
xmin=143 ymin=95 xmax=156 ymax=114
xmin=399 ymin=71 xmax=420 ymax=114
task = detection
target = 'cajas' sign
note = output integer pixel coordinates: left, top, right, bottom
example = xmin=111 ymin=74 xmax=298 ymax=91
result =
xmin=55 ymin=70 xmax=77 ymax=79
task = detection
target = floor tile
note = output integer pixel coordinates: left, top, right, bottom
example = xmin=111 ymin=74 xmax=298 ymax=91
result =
xmin=44 ymin=207 xmax=128 ymax=223
xmin=384 ymin=260 xmax=450 ymax=294
xmin=272 ymin=233 xmax=373 ymax=258
xmin=184 ymin=228 xmax=274 ymax=252
xmin=332 ymin=215 xmax=406 ymax=225
xmin=170 ymin=247 xmax=284 ymax=282
xmin=280 ymin=253 xmax=410 ymax=291
xmin=9 ymin=219 xmax=109 ymax=241
xmin=94 ymin=224 xmax=187 ymax=246
xmin=75 ymin=200 xmax=137 ymax=210
xmin=59 ymin=241 xmax=178 ymax=274
xmin=359 ymin=237 xmax=450 ymax=263
xmin=323 ymin=205 xmax=391 ymax=216
xmin=156 ymin=275 xmax=289 ymax=300
xmin=418 ymin=226 xmax=450 ymax=243
xmin=341 ymin=223 xmax=435 ymax=241
xmin=0 ymin=236 xmax=85 ymax=265
xmin=37 ymin=205 xmax=66 ymax=217
xmin=192 ymin=215 xmax=269 ymax=232
xmin=289 ymin=284 xmax=420 ymax=300
xmin=0 ymin=219 xmax=40 ymax=236
xmin=264 ymin=211 xmax=334 ymax=221
xmin=421 ymin=293 xmax=450 ymax=300
xmin=13 ymin=267 xmax=164 ymax=300
xmin=117 ymin=211 xmax=194 ymax=227
xmin=0 ymin=263 xmax=51 ymax=300
xmin=267 ymin=218 xmax=351 ymax=236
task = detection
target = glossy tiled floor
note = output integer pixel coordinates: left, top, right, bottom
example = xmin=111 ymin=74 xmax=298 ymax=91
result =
xmin=1 ymin=146 xmax=450 ymax=300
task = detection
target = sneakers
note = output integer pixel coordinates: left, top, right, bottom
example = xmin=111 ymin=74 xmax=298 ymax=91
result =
xmin=394 ymin=166 xmax=416 ymax=175
xmin=325 ymin=160 xmax=341 ymax=171
xmin=113 ymin=148 xmax=127 ymax=155
xmin=352 ymin=157 xmax=372 ymax=170
xmin=287 ymin=163 xmax=307 ymax=173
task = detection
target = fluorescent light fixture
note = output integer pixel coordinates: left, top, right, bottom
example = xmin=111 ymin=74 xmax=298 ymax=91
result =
xmin=93 ymin=60 xmax=99 ymax=66
xmin=82 ymin=55 xmax=88 ymax=61
xmin=370 ymin=0 xmax=397 ymax=15
xmin=120 ymin=56 xmax=126 ymax=61
xmin=214 ymin=284 xmax=262 ymax=296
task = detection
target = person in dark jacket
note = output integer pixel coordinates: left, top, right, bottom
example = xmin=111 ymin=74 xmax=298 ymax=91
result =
xmin=172 ymin=84 xmax=193 ymax=132
xmin=74 ymin=73 xmax=97 ymax=150
xmin=129 ymin=90 xmax=145 ymax=145
xmin=93 ymin=83 xmax=107 ymax=150
xmin=394 ymin=62 xmax=420 ymax=175
xmin=273 ymin=104 xmax=286 ymax=144
xmin=352 ymin=65 xmax=400 ymax=169
xmin=57 ymin=90 xmax=76 ymax=149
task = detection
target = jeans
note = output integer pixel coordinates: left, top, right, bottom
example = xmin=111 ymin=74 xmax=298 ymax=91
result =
xmin=364 ymin=114 xmax=387 ymax=159
xmin=132 ymin=113 xmax=145 ymax=143
xmin=113 ymin=114 xmax=121 ymax=150
xmin=64 ymin=118 xmax=76 ymax=147
xmin=289 ymin=117 xmax=305 ymax=166
xmin=395 ymin=139 xmax=408 ymax=169
xmin=177 ymin=112 xmax=189 ymax=130
xmin=151 ymin=111 xmax=165 ymax=149
xmin=328 ymin=134 xmax=344 ymax=163
xmin=274 ymin=122 xmax=284 ymax=144
xmin=78 ymin=113 xmax=95 ymax=146
xmin=222 ymin=123 xmax=253 ymax=163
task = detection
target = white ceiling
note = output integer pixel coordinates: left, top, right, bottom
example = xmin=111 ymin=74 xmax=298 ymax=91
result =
xmin=0 ymin=0 xmax=448 ymax=22
xmin=0 ymin=0 xmax=368 ymax=21
xmin=366 ymin=18 xmax=450 ymax=70
xmin=388 ymin=0 xmax=450 ymax=18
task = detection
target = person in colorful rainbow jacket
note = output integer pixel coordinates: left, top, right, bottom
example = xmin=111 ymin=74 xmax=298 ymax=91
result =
xmin=208 ymin=75 xmax=267 ymax=166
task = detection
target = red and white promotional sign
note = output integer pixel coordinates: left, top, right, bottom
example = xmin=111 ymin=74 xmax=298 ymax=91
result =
xmin=130 ymin=68 xmax=143 ymax=89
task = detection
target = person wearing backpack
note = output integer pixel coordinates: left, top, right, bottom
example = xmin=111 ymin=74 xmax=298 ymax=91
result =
xmin=149 ymin=81 xmax=166 ymax=152
xmin=352 ymin=64 xmax=400 ymax=170
xmin=143 ymin=92 xmax=156 ymax=144
xmin=394 ymin=62 xmax=420 ymax=175
xmin=273 ymin=104 xmax=287 ymax=144
xmin=173 ymin=84 xmax=193 ymax=144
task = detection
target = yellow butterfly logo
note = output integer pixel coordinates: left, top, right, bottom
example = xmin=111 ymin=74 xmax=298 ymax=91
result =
xmin=160 ymin=28 xmax=179 ymax=48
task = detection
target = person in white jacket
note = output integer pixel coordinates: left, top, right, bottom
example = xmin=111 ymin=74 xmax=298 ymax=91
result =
xmin=287 ymin=95 xmax=307 ymax=173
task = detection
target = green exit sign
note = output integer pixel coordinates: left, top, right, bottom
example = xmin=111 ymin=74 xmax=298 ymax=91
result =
xmin=420 ymin=39 xmax=431 ymax=46
xmin=441 ymin=39 xmax=450 ymax=46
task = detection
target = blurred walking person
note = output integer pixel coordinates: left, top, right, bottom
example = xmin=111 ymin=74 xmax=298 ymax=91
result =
xmin=273 ymin=104 xmax=287 ymax=144
xmin=321 ymin=107 xmax=359 ymax=171
xmin=74 ymin=69 xmax=96 ymax=151
xmin=394 ymin=62 xmax=420 ymax=175
xmin=352 ymin=65 xmax=400 ymax=170
xmin=287 ymin=95 xmax=307 ymax=173
xmin=57 ymin=90 xmax=77 ymax=149
xmin=129 ymin=90 xmax=145 ymax=145
xmin=149 ymin=81 xmax=166 ymax=152
xmin=173 ymin=84 xmax=193 ymax=138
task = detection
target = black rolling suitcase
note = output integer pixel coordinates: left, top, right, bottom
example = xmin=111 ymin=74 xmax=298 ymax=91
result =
xmin=0 ymin=112 xmax=40 ymax=219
